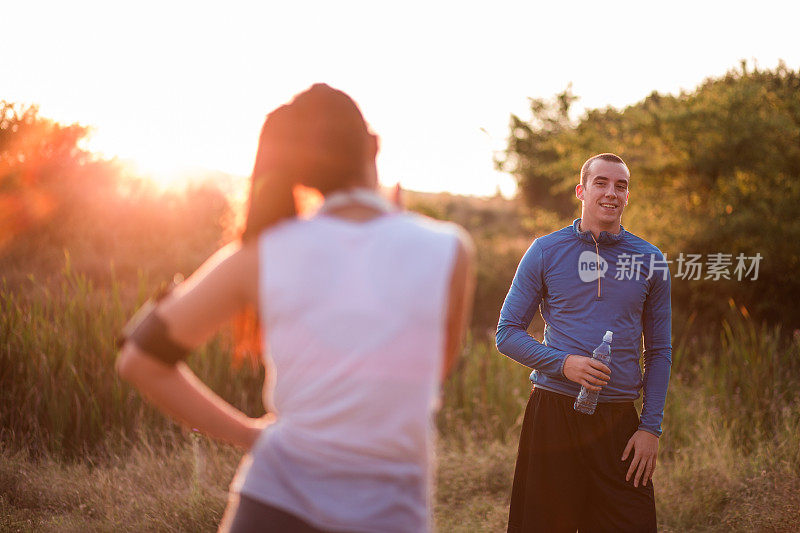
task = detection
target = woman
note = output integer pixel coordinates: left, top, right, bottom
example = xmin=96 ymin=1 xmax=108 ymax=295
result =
xmin=116 ymin=84 xmax=475 ymax=532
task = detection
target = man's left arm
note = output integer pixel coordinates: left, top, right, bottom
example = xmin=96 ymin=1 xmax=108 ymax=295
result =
xmin=622 ymin=253 xmax=672 ymax=487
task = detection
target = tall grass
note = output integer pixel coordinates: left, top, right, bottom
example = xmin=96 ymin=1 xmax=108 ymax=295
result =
xmin=438 ymin=336 xmax=531 ymax=444
xmin=0 ymin=258 xmax=263 ymax=459
xmin=2 ymin=257 xmax=799 ymax=473
xmin=665 ymin=302 xmax=800 ymax=463
xmin=3 ymin=258 xmax=800 ymax=530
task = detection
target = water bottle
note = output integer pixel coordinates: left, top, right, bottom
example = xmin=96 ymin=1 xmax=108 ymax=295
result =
xmin=573 ymin=330 xmax=613 ymax=415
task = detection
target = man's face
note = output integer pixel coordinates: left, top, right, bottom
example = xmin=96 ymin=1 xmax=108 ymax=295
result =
xmin=576 ymin=159 xmax=630 ymax=228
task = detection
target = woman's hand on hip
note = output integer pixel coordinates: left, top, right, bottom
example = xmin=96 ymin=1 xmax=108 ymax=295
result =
xmin=241 ymin=413 xmax=276 ymax=450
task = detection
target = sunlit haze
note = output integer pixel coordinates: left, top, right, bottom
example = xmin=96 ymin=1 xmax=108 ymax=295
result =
xmin=3 ymin=0 xmax=799 ymax=196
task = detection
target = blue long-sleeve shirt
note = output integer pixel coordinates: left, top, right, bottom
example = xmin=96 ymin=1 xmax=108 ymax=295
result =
xmin=496 ymin=219 xmax=672 ymax=436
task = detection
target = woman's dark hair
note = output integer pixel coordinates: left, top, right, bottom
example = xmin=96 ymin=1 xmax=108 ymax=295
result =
xmin=234 ymin=84 xmax=371 ymax=364
xmin=240 ymin=83 xmax=372 ymax=241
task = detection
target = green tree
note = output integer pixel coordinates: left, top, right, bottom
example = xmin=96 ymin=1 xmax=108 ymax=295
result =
xmin=498 ymin=87 xmax=581 ymax=217
xmin=501 ymin=62 xmax=800 ymax=327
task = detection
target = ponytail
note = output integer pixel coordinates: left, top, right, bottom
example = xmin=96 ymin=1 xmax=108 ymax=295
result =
xmin=241 ymin=105 xmax=299 ymax=242
xmin=233 ymin=84 xmax=372 ymax=363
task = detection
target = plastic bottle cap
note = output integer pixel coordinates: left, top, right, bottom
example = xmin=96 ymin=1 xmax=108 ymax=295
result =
xmin=603 ymin=330 xmax=613 ymax=343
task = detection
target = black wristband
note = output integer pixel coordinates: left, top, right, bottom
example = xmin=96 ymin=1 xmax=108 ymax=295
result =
xmin=126 ymin=309 xmax=190 ymax=365
xmin=117 ymin=278 xmax=190 ymax=365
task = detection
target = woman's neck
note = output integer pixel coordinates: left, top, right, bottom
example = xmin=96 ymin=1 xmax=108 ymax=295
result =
xmin=318 ymin=187 xmax=394 ymax=222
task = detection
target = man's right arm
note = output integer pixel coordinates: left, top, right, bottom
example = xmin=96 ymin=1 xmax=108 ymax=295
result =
xmin=495 ymin=239 xmax=570 ymax=376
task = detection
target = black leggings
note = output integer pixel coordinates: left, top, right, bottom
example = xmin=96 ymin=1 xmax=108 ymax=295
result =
xmin=226 ymin=494 xmax=333 ymax=533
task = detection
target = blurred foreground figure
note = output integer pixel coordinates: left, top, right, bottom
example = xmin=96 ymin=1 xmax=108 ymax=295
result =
xmin=496 ymin=153 xmax=671 ymax=532
xmin=117 ymin=84 xmax=475 ymax=533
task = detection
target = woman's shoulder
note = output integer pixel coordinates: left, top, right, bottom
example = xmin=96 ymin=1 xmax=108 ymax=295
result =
xmin=404 ymin=212 xmax=473 ymax=249
xmin=252 ymin=217 xmax=311 ymax=247
xmin=384 ymin=213 xmax=474 ymax=270
xmin=391 ymin=211 xmax=469 ymax=239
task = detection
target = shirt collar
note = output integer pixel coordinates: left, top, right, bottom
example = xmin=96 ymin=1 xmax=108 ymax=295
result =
xmin=572 ymin=218 xmax=627 ymax=245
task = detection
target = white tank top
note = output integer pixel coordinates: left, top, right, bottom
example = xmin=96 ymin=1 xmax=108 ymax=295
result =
xmin=232 ymin=211 xmax=460 ymax=533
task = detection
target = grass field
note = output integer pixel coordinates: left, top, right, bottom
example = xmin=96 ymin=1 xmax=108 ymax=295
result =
xmin=2 ymin=419 xmax=798 ymax=532
xmin=2 ymin=196 xmax=800 ymax=533
xmin=2 ymin=263 xmax=799 ymax=531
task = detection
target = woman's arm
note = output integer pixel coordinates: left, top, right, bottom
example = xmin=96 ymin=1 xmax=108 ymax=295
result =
xmin=442 ymin=227 xmax=476 ymax=377
xmin=117 ymin=348 xmax=269 ymax=449
xmin=116 ymin=241 xmax=270 ymax=449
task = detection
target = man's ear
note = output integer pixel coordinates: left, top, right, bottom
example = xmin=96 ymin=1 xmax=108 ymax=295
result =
xmin=625 ymin=190 xmax=629 ymax=206
xmin=576 ymin=183 xmax=584 ymax=201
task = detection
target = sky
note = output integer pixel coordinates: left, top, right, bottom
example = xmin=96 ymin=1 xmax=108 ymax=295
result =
xmin=3 ymin=0 xmax=799 ymax=197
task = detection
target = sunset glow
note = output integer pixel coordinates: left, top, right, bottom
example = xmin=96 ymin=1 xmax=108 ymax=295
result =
xmin=3 ymin=1 xmax=799 ymax=197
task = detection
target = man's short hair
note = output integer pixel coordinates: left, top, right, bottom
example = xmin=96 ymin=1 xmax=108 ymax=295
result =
xmin=580 ymin=153 xmax=629 ymax=187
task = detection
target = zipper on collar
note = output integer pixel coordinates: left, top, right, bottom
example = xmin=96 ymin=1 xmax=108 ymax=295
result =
xmin=590 ymin=233 xmax=601 ymax=298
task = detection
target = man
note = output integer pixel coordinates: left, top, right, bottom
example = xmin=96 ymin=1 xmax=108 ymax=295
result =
xmin=496 ymin=153 xmax=671 ymax=532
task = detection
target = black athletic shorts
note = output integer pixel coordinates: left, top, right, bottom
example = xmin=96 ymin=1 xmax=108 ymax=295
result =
xmin=507 ymin=388 xmax=657 ymax=533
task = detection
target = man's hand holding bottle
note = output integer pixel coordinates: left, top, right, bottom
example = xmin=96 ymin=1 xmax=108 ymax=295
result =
xmin=563 ymin=355 xmax=611 ymax=392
